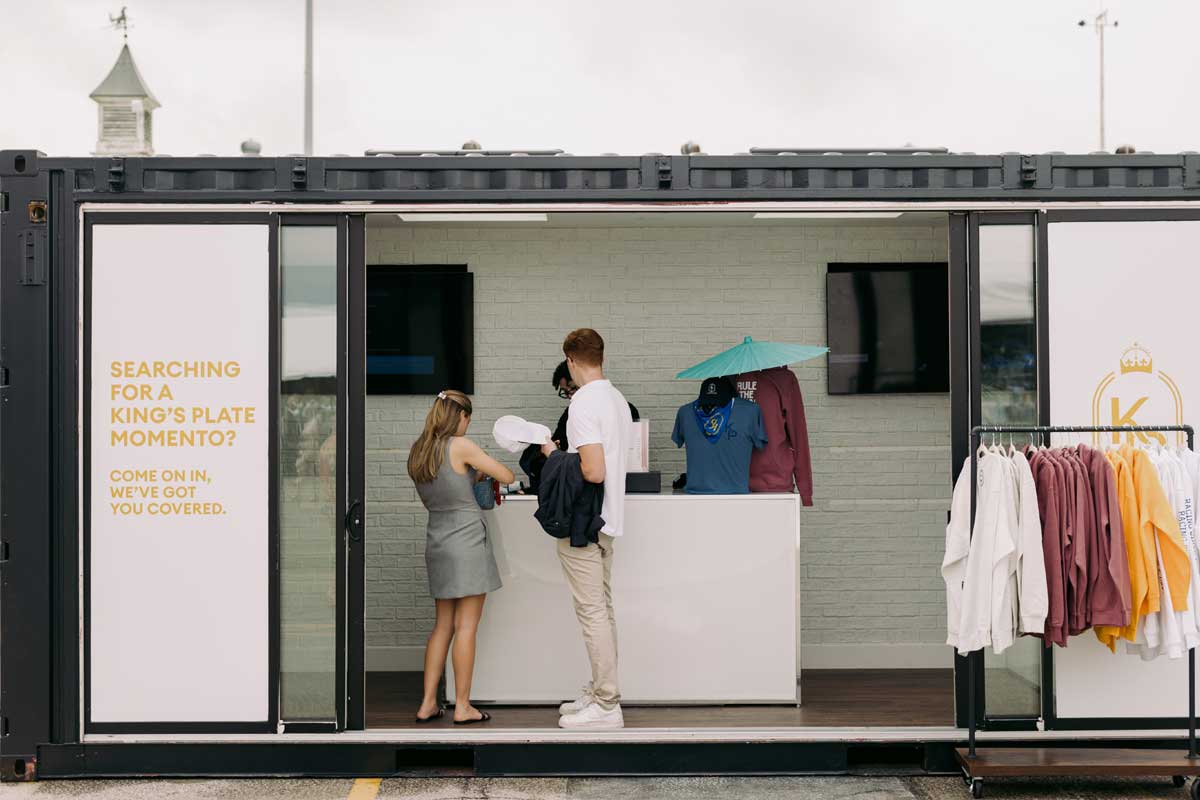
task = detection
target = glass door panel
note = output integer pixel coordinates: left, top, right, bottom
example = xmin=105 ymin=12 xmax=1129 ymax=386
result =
xmin=977 ymin=219 xmax=1042 ymax=720
xmin=279 ymin=223 xmax=341 ymax=723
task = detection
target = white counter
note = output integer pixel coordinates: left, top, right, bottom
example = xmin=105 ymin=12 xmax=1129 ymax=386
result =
xmin=447 ymin=492 xmax=800 ymax=705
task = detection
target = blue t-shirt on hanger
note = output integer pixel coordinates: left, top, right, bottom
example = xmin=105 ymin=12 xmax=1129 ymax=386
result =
xmin=671 ymin=398 xmax=768 ymax=494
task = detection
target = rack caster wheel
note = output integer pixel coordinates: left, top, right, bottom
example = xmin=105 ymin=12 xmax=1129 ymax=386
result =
xmin=969 ymin=778 xmax=984 ymax=798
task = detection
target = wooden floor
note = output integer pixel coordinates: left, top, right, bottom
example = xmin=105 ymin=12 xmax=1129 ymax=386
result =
xmin=366 ymin=669 xmax=954 ymax=729
xmin=957 ymin=747 xmax=1200 ymax=777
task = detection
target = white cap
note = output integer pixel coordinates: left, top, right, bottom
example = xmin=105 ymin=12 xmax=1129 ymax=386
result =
xmin=492 ymin=415 xmax=553 ymax=453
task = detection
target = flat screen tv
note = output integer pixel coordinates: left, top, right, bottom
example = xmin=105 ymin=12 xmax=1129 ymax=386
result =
xmin=825 ymin=263 xmax=949 ymax=395
xmin=367 ymin=265 xmax=473 ymax=395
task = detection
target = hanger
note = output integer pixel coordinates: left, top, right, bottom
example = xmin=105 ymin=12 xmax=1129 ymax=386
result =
xmin=977 ymin=434 xmax=989 ymax=459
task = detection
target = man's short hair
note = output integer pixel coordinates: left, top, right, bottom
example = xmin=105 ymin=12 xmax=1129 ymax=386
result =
xmin=562 ymin=328 xmax=605 ymax=367
xmin=551 ymin=360 xmax=572 ymax=388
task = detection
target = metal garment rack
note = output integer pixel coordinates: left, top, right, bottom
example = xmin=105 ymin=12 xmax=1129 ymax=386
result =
xmin=960 ymin=424 xmax=1198 ymax=799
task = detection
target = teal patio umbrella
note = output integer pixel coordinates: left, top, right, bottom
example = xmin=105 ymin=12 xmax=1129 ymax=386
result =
xmin=675 ymin=336 xmax=829 ymax=380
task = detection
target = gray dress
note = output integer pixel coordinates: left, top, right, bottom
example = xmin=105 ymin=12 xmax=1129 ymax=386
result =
xmin=415 ymin=440 xmax=502 ymax=599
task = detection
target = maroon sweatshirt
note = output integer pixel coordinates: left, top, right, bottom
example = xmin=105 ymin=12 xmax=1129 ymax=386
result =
xmin=1029 ymin=450 xmax=1067 ymax=647
xmin=1078 ymin=445 xmax=1132 ymax=628
xmin=1042 ymin=450 xmax=1074 ymax=645
xmin=733 ymin=366 xmax=814 ymax=505
xmin=1063 ymin=448 xmax=1094 ymax=634
xmin=1050 ymin=448 xmax=1090 ymax=636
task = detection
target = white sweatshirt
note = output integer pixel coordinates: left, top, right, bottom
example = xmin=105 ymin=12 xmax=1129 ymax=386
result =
xmin=1133 ymin=531 xmax=1168 ymax=658
xmin=943 ymin=452 xmax=1018 ymax=655
xmin=1178 ymin=448 xmax=1200 ymax=509
xmin=943 ymin=459 xmax=972 ymax=652
xmin=1010 ymin=450 xmax=1050 ymax=635
xmin=990 ymin=452 xmax=1019 ymax=655
xmin=1129 ymin=452 xmax=1198 ymax=660
xmin=1165 ymin=453 xmax=1200 ymax=642
xmin=1162 ymin=453 xmax=1200 ymax=652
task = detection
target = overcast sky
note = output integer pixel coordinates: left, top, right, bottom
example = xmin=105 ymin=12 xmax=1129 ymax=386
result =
xmin=2 ymin=0 xmax=1197 ymax=158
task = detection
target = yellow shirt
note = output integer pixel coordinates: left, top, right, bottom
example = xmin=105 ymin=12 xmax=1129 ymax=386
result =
xmin=1096 ymin=450 xmax=1146 ymax=649
xmin=1122 ymin=444 xmax=1190 ymax=612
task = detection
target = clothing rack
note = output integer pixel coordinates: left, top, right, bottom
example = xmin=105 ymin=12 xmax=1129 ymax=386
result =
xmin=959 ymin=424 xmax=1200 ymax=799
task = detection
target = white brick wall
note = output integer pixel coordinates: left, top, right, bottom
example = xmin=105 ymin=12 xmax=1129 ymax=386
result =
xmin=364 ymin=219 xmax=951 ymax=670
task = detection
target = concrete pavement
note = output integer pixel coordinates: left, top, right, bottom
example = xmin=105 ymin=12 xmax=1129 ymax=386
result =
xmin=0 ymin=775 xmax=1193 ymax=799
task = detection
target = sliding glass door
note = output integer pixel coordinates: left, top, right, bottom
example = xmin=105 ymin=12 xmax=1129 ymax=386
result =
xmin=975 ymin=215 xmax=1042 ymax=722
xmin=277 ymin=215 xmax=365 ymax=731
xmin=950 ymin=212 xmax=1043 ymax=731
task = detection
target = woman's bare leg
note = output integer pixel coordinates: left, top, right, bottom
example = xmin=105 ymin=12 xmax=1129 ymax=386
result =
xmin=418 ymin=598 xmax=456 ymax=720
xmin=450 ymin=594 xmax=487 ymax=722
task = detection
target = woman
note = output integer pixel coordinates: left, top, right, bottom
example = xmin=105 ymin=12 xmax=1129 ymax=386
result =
xmin=407 ymin=390 xmax=514 ymax=724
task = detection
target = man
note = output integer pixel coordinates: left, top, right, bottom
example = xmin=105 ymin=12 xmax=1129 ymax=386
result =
xmin=542 ymin=329 xmax=632 ymax=729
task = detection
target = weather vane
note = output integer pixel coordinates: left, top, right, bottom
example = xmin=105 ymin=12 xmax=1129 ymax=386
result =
xmin=109 ymin=6 xmax=130 ymax=42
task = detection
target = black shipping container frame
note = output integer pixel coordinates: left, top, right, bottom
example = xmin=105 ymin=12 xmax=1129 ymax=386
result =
xmin=6 ymin=148 xmax=1200 ymax=780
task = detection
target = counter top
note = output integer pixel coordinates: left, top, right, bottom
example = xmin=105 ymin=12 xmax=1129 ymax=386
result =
xmin=500 ymin=491 xmax=800 ymax=502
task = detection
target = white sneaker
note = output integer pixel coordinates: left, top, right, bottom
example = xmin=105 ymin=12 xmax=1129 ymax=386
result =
xmin=559 ymin=685 xmax=595 ymax=716
xmin=558 ymin=702 xmax=624 ymax=730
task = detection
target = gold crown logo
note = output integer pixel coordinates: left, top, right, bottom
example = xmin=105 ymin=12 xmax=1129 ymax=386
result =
xmin=1120 ymin=343 xmax=1153 ymax=375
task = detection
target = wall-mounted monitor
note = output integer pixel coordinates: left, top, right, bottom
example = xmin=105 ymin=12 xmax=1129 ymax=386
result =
xmin=826 ymin=262 xmax=949 ymax=395
xmin=367 ymin=265 xmax=473 ymax=395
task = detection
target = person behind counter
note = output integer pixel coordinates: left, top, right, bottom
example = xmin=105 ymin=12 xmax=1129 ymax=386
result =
xmin=407 ymin=389 xmax=515 ymax=725
xmin=519 ymin=360 xmax=639 ymax=492
xmin=541 ymin=329 xmax=632 ymax=730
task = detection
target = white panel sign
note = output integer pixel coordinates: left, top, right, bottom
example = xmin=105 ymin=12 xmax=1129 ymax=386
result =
xmin=1048 ymin=219 xmax=1200 ymax=718
xmin=89 ymin=224 xmax=270 ymax=723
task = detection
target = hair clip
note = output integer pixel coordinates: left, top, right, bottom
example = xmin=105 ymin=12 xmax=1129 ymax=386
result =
xmin=437 ymin=391 xmax=447 ymax=401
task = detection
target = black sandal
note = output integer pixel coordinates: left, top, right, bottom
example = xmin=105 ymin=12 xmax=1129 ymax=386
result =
xmin=415 ymin=708 xmax=445 ymax=724
xmin=453 ymin=711 xmax=491 ymax=725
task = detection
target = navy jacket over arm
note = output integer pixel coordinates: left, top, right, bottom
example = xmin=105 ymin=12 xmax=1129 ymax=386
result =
xmin=534 ymin=450 xmax=605 ymax=548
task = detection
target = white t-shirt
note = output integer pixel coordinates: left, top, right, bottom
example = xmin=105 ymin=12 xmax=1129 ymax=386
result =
xmin=566 ymin=378 xmax=633 ymax=537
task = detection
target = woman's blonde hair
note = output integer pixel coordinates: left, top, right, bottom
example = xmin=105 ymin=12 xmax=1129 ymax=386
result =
xmin=407 ymin=390 xmax=473 ymax=484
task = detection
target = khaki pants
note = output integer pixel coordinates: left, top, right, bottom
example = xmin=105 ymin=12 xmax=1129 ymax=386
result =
xmin=557 ymin=533 xmax=620 ymax=709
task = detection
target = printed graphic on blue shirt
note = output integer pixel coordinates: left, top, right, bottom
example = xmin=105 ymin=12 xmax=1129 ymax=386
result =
xmin=672 ymin=399 xmax=767 ymax=494
xmin=693 ymin=399 xmax=733 ymax=443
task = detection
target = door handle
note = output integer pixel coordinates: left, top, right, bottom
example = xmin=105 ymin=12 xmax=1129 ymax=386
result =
xmin=345 ymin=499 xmax=363 ymax=542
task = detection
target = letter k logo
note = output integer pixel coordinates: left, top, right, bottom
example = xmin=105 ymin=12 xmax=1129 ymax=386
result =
xmin=1111 ymin=396 xmax=1166 ymax=445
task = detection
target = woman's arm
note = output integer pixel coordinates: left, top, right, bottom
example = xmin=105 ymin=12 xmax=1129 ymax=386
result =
xmin=455 ymin=437 xmax=515 ymax=484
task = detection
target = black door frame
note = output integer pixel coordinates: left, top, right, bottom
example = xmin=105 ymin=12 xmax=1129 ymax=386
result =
xmin=77 ymin=210 xmax=368 ymax=735
xmin=276 ymin=213 xmax=366 ymax=733
xmin=81 ymin=211 xmax=281 ymax=734
xmin=953 ymin=208 xmax=1200 ymax=733
xmin=948 ymin=211 xmax=974 ymax=729
xmin=76 ymin=206 xmax=1200 ymax=740
xmin=347 ymin=214 xmax=366 ymax=731
xmin=951 ymin=211 xmax=1044 ymax=732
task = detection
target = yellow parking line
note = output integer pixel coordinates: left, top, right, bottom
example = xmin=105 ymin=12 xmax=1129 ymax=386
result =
xmin=348 ymin=777 xmax=382 ymax=800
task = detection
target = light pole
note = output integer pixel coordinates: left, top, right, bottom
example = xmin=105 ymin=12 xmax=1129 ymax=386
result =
xmin=1078 ymin=8 xmax=1118 ymax=152
xmin=304 ymin=0 xmax=313 ymax=155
